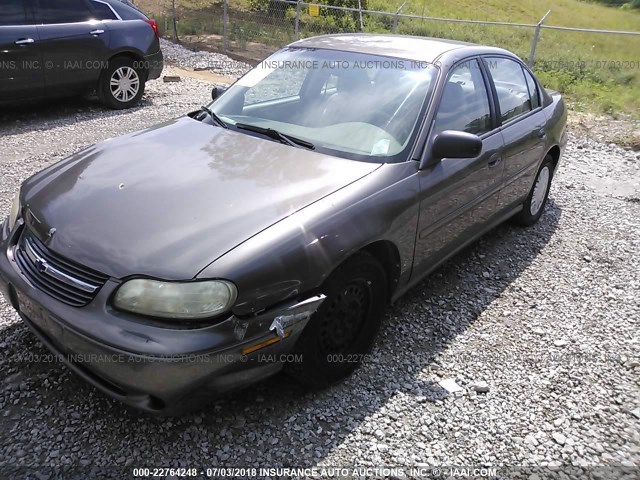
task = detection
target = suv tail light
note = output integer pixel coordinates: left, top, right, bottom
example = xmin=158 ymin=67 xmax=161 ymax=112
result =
xmin=145 ymin=19 xmax=159 ymax=39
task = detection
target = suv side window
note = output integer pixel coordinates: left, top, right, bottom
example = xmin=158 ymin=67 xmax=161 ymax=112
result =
xmin=485 ymin=57 xmax=532 ymax=123
xmin=90 ymin=0 xmax=118 ymax=20
xmin=1 ymin=0 xmax=34 ymax=26
xmin=433 ymin=58 xmax=492 ymax=136
xmin=39 ymin=0 xmax=94 ymax=24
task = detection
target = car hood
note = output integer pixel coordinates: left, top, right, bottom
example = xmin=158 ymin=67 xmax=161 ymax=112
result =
xmin=21 ymin=117 xmax=381 ymax=279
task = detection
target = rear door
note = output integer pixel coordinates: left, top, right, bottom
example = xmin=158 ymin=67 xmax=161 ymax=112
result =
xmin=0 ymin=0 xmax=44 ymax=101
xmin=482 ymin=56 xmax=547 ymax=212
xmin=36 ymin=0 xmax=111 ymax=95
xmin=412 ymin=58 xmax=504 ymax=278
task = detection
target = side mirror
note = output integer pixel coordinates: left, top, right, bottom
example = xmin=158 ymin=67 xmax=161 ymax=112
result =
xmin=431 ymin=130 xmax=483 ymax=160
xmin=211 ymin=85 xmax=227 ymax=101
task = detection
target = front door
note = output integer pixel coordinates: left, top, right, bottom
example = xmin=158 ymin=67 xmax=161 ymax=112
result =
xmin=37 ymin=0 xmax=111 ymax=95
xmin=412 ymin=58 xmax=504 ymax=279
xmin=0 ymin=0 xmax=44 ymax=101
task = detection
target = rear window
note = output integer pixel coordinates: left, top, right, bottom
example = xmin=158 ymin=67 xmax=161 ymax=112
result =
xmin=107 ymin=0 xmax=148 ymax=20
xmin=40 ymin=0 xmax=94 ymax=24
xmin=90 ymin=0 xmax=118 ymax=20
xmin=524 ymin=68 xmax=541 ymax=109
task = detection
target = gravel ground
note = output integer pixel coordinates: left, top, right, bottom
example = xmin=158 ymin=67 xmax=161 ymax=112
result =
xmin=160 ymin=39 xmax=252 ymax=77
xmin=0 ymin=54 xmax=639 ymax=478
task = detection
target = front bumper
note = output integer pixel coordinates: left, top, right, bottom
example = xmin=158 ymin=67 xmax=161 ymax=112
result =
xmin=0 ymin=219 xmax=321 ymax=414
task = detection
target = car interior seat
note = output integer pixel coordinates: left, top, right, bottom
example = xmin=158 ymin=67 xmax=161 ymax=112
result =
xmin=318 ymin=69 xmax=373 ymax=125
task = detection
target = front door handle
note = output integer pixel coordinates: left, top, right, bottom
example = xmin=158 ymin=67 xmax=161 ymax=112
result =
xmin=15 ymin=38 xmax=35 ymax=45
xmin=90 ymin=29 xmax=105 ymax=35
xmin=488 ymin=154 xmax=502 ymax=168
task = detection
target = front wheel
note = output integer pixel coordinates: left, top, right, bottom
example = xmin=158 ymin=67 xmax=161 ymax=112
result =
xmin=512 ymin=155 xmax=554 ymax=226
xmin=98 ymin=57 xmax=145 ymax=109
xmin=286 ymin=253 xmax=387 ymax=389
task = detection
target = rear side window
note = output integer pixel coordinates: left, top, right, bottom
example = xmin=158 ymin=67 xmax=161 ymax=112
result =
xmin=485 ymin=57 xmax=532 ymax=124
xmin=39 ymin=0 xmax=94 ymax=24
xmin=90 ymin=1 xmax=118 ymax=20
xmin=523 ymin=69 xmax=541 ymax=109
xmin=0 ymin=0 xmax=33 ymax=25
xmin=107 ymin=0 xmax=148 ymax=20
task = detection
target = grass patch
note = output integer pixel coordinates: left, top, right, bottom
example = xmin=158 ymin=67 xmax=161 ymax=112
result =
xmin=138 ymin=0 xmax=640 ymax=117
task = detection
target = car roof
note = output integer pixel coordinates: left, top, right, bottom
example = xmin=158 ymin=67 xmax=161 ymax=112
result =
xmin=289 ymin=33 xmax=513 ymax=63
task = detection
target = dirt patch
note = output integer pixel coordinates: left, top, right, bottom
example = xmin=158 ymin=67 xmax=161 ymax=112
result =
xmin=167 ymin=66 xmax=236 ymax=85
xmin=181 ymin=34 xmax=273 ymax=65
xmin=568 ymin=111 xmax=640 ymax=151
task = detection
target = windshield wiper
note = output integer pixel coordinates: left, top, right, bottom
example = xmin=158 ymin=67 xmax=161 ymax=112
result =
xmin=198 ymin=106 xmax=228 ymax=129
xmin=235 ymin=123 xmax=315 ymax=150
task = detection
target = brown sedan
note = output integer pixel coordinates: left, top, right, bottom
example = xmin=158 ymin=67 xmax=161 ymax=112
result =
xmin=0 ymin=34 xmax=567 ymax=413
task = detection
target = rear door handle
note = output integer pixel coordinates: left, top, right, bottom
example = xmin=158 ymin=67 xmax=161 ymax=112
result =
xmin=15 ymin=38 xmax=35 ymax=45
xmin=90 ymin=29 xmax=105 ymax=35
xmin=488 ymin=154 xmax=502 ymax=168
xmin=537 ymin=128 xmax=546 ymax=139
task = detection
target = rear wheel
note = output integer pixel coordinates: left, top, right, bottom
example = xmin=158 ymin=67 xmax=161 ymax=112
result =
xmin=98 ymin=57 xmax=145 ymax=109
xmin=512 ymin=155 xmax=554 ymax=226
xmin=287 ymin=253 xmax=387 ymax=388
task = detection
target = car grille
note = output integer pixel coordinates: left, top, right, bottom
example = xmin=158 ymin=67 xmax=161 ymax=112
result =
xmin=14 ymin=230 xmax=109 ymax=307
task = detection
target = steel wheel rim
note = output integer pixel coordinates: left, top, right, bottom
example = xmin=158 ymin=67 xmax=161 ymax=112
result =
xmin=110 ymin=66 xmax=140 ymax=103
xmin=530 ymin=166 xmax=550 ymax=216
xmin=318 ymin=280 xmax=371 ymax=355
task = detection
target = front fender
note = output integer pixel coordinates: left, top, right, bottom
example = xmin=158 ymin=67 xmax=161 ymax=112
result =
xmin=198 ymin=162 xmax=421 ymax=316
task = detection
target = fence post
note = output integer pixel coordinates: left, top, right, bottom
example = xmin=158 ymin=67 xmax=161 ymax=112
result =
xmin=295 ymin=0 xmax=301 ymax=40
xmin=392 ymin=2 xmax=407 ymax=34
xmin=171 ymin=0 xmax=178 ymax=43
xmin=358 ymin=0 xmax=364 ymax=31
xmin=528 ymin=10 xmax=551 ymax=68
xmin=222 ymin=0 xmax=229 ymax=53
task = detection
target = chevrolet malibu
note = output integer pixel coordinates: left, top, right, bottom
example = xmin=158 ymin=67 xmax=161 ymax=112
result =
xmin=0 ymin=34 xmax=567 ymax=413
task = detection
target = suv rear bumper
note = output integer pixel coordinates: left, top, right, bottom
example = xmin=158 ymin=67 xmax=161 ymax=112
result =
xmin=144 ymin=50 xmax=163 ymax=80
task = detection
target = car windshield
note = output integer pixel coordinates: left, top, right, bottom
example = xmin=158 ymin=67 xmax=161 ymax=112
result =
xmin=209 ymin=48 xmax=438 ymax=163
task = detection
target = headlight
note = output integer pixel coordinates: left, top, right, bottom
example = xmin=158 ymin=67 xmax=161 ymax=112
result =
xmin=113 ymin=279 xmax=237 ymax=320
xmin=7 ymin=189 xmax=21 ymax=232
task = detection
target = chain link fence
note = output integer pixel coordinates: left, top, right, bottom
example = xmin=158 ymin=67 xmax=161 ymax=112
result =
xmin=140 ymin=0 xmax=640 ymax=113
xmin=145 ymin=1 xmax=639 ymax=66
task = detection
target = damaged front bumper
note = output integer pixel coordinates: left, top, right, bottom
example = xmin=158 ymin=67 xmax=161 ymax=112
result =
xmin=0 ymin=218 xmax=325 ymax=413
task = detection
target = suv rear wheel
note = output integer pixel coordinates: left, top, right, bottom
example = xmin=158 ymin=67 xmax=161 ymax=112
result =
xmin=98 ymin=57 xmax=145 ymax=109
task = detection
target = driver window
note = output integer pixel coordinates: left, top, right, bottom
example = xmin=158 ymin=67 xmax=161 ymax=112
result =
xmin=1 ymin=0 xmax=33 ymax=25
xmin=433 ymin=59 xmax=492 ymax=136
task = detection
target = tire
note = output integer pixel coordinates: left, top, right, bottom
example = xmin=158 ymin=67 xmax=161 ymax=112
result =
xmin=512 ymin=155 xmax=554 ymax=226
xmin=286 ymin=253 xmax=387 ymax=389
xmin=97 ymin=57 xmax=145 ymax=109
